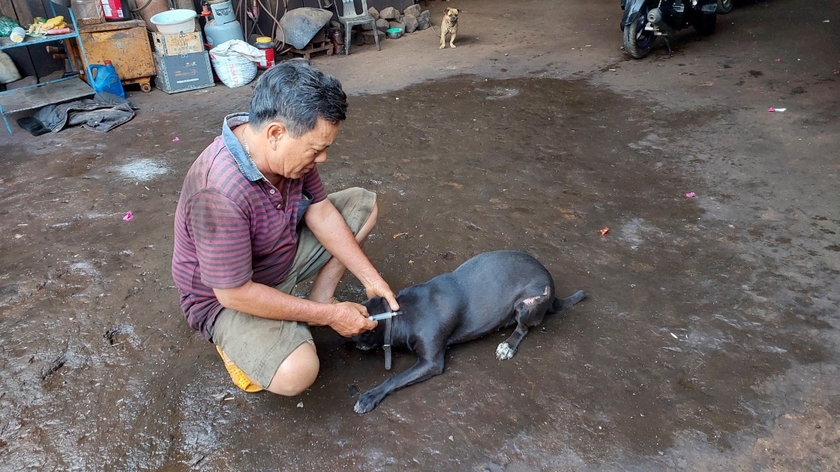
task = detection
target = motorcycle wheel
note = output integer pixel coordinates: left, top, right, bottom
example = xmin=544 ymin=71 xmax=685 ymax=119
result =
xmin=623 ymin=12 xmax=656 ymax=59
xmin=694 ymin=12 xmax=717 ymax=36
xmin=716 ymin=0 xmax=734 ymax=14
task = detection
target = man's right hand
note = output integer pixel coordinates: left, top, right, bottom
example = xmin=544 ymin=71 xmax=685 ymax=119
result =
xmin=328 ymin=301 xmax=378 ymax=337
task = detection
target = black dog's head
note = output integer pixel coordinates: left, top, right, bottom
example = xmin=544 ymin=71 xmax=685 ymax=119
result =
xmin=352 ymin=297 xmax=390 ymax=350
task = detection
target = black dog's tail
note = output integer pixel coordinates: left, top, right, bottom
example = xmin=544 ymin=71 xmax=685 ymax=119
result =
xmin=548 ymin=290 xmax=587 ymax=314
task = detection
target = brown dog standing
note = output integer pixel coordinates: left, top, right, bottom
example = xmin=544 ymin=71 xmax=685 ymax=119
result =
xmin=439 ymin=7 xmax=460 ymax=49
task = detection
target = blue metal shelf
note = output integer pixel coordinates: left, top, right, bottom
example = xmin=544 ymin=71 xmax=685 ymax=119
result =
xmin=0 ymin=5 xmax=92 ymax=133
xmin=0 ymin=30 xmax=85 ymax=50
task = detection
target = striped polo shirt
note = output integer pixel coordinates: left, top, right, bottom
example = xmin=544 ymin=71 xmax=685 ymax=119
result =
xmin=172 ymin=113 xmax=327 ymax=341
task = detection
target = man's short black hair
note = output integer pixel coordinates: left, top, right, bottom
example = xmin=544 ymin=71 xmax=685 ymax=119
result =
xmin=249 ymin=59 xmax=348 ymax=137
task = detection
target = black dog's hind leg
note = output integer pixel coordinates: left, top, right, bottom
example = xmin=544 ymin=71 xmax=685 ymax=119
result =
xmin=497 ymin=289 xmax=587 ymax=360
xmin=548 ymin=290 xmax=588 ymax=314
xmin=496 ymin=294 xmax=553 ymax=360
xmin=355 ymin=349 xmax=446 ymax=414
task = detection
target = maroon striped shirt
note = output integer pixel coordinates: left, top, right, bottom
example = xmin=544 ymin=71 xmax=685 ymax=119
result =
xmin=172 ymin=113 xmax=326 ymax=340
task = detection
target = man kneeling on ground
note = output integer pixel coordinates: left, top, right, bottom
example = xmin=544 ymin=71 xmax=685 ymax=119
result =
xmin=172 ymin=59 xmax=399 ymax=395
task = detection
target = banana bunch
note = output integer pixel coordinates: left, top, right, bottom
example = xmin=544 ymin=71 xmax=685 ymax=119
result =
xmin=27 ymin=16 xmax=67 ymax=36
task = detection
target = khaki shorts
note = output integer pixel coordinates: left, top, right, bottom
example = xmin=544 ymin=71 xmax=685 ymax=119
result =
xmin=209 ymin=187 xmax=376 ymax=388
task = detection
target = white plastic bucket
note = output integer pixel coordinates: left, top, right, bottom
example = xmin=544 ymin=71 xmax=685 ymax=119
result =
xmin=150 ymin=9 xmax=197 ymax=34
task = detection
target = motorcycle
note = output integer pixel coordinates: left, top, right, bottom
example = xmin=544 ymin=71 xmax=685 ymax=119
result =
xmin=620 ymin=0 xmax=718 ymax=59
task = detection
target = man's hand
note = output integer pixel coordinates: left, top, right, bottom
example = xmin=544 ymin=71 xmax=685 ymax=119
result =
xmin=365 ymin=280 xmax=399 ymax=312
xmin=328 ymin=301 xmax=378 ymax=337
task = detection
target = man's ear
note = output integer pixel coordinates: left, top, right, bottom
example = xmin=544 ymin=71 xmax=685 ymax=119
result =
xmin=266 ymin=121 xmax=288 ymax=144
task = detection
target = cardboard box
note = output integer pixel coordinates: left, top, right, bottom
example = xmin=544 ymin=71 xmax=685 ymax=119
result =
xmin=154 ymin=51 xmax=214 ymax=94
xmin=152 ymin=32 xmax=205 ymax=56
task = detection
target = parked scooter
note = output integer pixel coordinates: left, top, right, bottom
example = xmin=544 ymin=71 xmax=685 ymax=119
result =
xmin=716 ymin=0 xmax=734 ymax=14
xmin=621 ymin=0 xmax=718 ymax=59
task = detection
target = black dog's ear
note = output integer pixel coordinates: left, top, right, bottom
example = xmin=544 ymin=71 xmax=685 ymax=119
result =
xmin=362 ymin=296 xmax=387 ymax=314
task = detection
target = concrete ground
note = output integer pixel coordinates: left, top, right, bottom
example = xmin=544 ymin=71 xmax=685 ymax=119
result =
xmin=0 ymin=0 xmax=838 ymax=470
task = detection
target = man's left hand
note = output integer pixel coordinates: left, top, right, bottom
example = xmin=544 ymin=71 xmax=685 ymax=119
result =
xmin=365 ymin=280 xmax=399 ymax=312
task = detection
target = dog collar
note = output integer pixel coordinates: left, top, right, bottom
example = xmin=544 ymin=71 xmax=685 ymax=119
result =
xmin=384 ymin=316 xmax=394 ymax=370
xmin=370 ymin=311 xmax=401 ymax=370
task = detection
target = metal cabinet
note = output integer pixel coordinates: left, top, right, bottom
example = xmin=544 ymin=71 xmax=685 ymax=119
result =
xmin=65 ymin=19 xmax=155 ymax=92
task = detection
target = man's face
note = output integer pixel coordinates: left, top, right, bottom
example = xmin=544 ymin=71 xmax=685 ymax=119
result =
xmin=272 ymin=118 xmax=339 ymax=180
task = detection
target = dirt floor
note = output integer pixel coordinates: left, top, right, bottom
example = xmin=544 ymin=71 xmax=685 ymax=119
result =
xmin=1 ymin=0 xmax=838 ymax=470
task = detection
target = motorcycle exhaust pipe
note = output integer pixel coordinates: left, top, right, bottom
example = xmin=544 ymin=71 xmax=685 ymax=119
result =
xmin=647 ymin=8 xmax=663 ymax=24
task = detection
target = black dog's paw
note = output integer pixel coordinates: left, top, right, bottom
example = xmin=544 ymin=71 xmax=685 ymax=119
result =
xmin=495 ymin=342 xmax=516 ymax=360
xmin=354 ymin=390 xmax=382 ymax=414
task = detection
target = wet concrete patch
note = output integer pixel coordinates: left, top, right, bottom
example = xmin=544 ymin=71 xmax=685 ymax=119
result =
xmin=113 ymin=158 xmax=172 ymax=182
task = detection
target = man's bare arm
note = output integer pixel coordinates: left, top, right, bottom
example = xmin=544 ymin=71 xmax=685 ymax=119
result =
xmin=304 ymin=199 xmax=399 ymax=310
xmin=214 ymin=281 xmax=376 ymax=337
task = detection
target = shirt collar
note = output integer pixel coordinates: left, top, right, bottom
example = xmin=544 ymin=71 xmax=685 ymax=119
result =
xmin=222 ymin=112 xmax=265 ymax=182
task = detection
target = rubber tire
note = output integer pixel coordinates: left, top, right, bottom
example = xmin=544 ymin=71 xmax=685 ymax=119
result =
xmin=694 ymin=13 xmax=717 ymax=36
xmin=717 ymin=0 xmax=734 ymax=14
xmin=623 ymin=13 xmax=656 ymax=59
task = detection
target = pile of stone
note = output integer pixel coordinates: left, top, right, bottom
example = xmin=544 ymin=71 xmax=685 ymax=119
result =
xmin=371 ymin=4 xmax=432 ymax=34
xmin=328 ymin=4 xmax=432 ymax=46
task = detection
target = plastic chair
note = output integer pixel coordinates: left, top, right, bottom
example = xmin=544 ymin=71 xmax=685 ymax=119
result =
xmin=337 ymin=0 xmax=380 ymax=55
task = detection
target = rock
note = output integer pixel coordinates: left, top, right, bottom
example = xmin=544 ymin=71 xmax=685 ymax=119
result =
xmin=403 ymin=4 xmax=421 ymax=17
xmin=389 ymin=21 xmax=404 ymax=30
xmin=361 ymin=29 xmax=381 ymax=45
xmin=416 ymin=10 xmax=431 ymax=30
xmin=376 ymin=18 xmax=390 ymax=30
xmin=403 ymin=14 xmax=418 ymax=33
xmin=380 ymin=6 xmax=400 ymax=20
xmin=368 ymin=7 xmax=379 ymax=20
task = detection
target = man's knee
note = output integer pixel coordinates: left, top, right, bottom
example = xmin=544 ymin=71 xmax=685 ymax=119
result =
xmin=358 ymin=200 xmax=379 ymax=241
xmin=366 ymin=200 xmax=379 ymax=226
xmin=329 ymin=187 xmax=377 ymax=234
xmin=266 ymin=341 xmax=319 ymax=396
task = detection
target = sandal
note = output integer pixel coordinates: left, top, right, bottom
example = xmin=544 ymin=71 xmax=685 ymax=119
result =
xmin=215 ymin=345 xmax=263 ymax=393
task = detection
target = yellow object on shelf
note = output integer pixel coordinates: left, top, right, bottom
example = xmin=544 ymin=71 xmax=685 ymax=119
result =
xmin=26 ymin=16 xmax=67 ymax=36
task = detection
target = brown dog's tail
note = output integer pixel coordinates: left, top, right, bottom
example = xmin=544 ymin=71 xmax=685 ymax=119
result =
xmin=548 ymin=290 xmax=587 ymax=314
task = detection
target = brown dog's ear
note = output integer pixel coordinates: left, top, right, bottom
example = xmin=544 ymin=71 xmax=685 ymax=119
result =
xmin=456 ymin=8 xmax=461 ymax=14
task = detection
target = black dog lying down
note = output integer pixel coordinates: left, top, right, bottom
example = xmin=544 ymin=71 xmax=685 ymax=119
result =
xmin=353 ymin=250 xmax=586 ymax=413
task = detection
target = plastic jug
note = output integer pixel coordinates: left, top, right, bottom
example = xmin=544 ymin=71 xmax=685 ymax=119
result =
xmin=253 ymin=36 xmax=275 ymax=69
xmin=88 ymin=60 xmax=125 ymax=98
xmin=71 ymin=0 xmax=104 ymax=25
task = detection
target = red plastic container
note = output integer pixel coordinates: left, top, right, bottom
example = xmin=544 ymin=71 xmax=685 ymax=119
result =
xmin=100 ymin=0 xmax=127 ymax=21
xmin=254 ymin=37 xmax=275 ymax=69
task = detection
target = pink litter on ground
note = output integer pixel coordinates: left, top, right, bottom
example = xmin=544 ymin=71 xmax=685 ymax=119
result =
xmin=172 ymin=137 xmax=180 ymax=142
xmin=686 ymin=192 xmax=696 ymax=198
xmin=775 ymin=58 xmax=781 ymax=62
xmin=123 ymin=211 xmax=133 ymax=221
